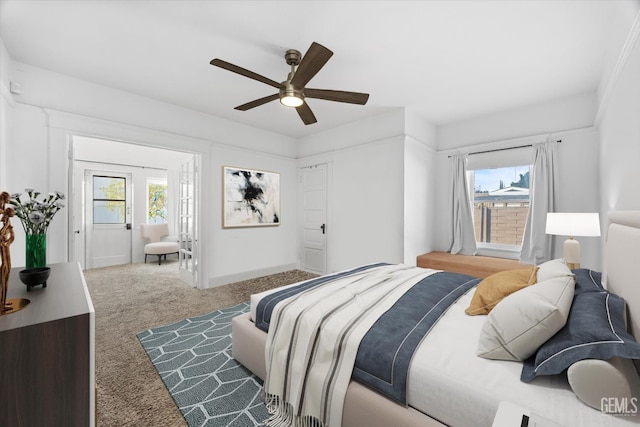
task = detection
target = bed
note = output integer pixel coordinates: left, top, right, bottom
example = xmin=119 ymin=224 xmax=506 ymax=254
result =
xmin=231 ymin=211 xmax=640 ymax=427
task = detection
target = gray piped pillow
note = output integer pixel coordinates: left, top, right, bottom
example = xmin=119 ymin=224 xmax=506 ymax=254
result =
xmin=521 ymin=269 xmax=640 ymax=382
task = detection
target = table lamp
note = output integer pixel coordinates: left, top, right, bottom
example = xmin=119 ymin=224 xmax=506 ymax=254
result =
xmin=545 ymin=213 xmax=601 ymax=269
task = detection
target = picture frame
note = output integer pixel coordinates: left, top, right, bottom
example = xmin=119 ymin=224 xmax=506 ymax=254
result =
xmin=222 ymin=166 xmax=281 ymax=228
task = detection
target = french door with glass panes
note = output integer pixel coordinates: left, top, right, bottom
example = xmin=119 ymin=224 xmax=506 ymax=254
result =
xmin=85 ymin=171 xmax=132 ymax=269
xmin=178 ymin=157 xmax=197 ymax=286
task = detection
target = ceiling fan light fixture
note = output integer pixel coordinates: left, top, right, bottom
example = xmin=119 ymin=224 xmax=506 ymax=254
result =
xmin=280 ymin=85 xmax=304 ymax=107
xmin=280 ymin=94 xmax=303 ymax=108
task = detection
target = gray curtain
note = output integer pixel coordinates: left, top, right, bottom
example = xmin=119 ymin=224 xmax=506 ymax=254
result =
xmin=520 ymin=141 xmax=558 ymax=264
xmin=449 ymin=153 xmax=477 ymax=255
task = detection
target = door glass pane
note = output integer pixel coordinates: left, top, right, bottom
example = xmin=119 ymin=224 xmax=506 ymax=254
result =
xmin=93 ymin=176 xmax=126 ymax=224
xmin=93 ymin=201 xmax=125 ymax=223
xmin=94 ymin=176 xmax=125 ymax=200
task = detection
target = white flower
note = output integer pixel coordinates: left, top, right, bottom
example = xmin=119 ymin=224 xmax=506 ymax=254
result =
xmin=28 ymin=211 xmax=45 ymax=224
xmin=11 ymin=188 xmax=66 ymax=235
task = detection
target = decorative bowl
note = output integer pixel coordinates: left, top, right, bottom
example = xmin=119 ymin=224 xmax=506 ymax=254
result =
xmin=19 ymin=267 xmax=51 ymax=291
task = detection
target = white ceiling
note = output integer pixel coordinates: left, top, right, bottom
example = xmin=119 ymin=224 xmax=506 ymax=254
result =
xmin=0 ymin=1 xmax=625 ymax=139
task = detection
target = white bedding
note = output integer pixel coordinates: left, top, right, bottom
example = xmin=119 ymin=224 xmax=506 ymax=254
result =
xmin=251 ymin=275 xmax=639 ymax=427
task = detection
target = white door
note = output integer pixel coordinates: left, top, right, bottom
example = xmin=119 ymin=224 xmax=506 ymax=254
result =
xmin=300 ymin=164 xmax=327 ymax=274
xmin=71 ymin=163 xmax=86 ymax=269
xmin=85 ymin=171 xmax=132 ymax=269
xmin=178 ymin=156 xmax=198 ymax=286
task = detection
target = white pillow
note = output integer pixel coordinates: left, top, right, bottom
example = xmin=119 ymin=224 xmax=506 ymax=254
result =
xmin=477 ymin=274 xmax=576 ymax=361
xmin=536 ymin=258 xmax=574 ymax=282
xmin=568 ymin=358 xmax=635 ymax=411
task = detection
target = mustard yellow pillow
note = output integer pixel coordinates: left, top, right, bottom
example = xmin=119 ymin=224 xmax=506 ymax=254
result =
xmin=465 ymin=267 xmax=538 ymax=316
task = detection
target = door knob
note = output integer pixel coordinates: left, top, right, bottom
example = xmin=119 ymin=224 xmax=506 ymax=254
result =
xmin=321 ymin=224 xmax=326 ymax=234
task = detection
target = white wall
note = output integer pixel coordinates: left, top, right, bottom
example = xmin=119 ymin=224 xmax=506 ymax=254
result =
xmin=437 ymin=92 xmax=597 ymax=150
xmin=553 ymin=129 xmax=601 ymax=269
xmin=598 ymin=28 xmax=640 ymax=213
xmin=3 ymin=105 xmax=51 ymax=265
xmin=596 ymin=2 xmax=640 ymax=109
xmin=403 ymin=109 xmax=438 ymax=265
xmin=0 ymin=91 xmax=9 ymax=190
xmin=403 ymin=136 xmax=436 ymax=265
xmin=297 ymin=108 xmax=405 ymax=158
xmin=0 ymin=40 xmax=10 ymax=190
xmin=10 ymin=61 xmax=297 ymax=157
xmin=329 ymin=138 xmax=405 ymax=271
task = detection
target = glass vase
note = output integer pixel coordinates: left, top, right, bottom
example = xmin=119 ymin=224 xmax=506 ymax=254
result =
xmin=25 ymin=233 xmax=47 ymax=269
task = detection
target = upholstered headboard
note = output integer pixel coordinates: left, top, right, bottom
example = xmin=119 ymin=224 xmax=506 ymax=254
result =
xmin=604 ymin=211 xmax=640 ymax=341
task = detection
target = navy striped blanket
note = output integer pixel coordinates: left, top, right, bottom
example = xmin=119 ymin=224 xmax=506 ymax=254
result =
xmin=255 ymin=263 xmax=479 ymax=405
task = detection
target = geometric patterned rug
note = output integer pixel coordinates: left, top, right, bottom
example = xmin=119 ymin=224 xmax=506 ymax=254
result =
xmin=137 ymin=302 xmax=268 ymax=427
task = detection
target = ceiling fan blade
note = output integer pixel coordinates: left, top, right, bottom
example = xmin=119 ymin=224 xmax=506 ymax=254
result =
xmin=296 ymin=102 xmax=317 ymax=125
xmin=210 ymin=58 xmax=281 ymax=89
xmin=304 ymin=88 xmax=369 ymax=105
xmin=290 ymin=42 xmax=333 ymax=89
xmin=234 ymin=93 xmax=280 ymax=111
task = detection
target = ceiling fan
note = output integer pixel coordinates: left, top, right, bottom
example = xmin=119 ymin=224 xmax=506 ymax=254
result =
xmin=210 ymin=42 xmax=369 ymax=125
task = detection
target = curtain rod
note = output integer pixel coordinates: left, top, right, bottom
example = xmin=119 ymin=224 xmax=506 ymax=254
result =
xmin=448 ymin=140 xmax=562 ymax=158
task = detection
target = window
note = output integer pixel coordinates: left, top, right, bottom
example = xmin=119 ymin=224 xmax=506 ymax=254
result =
xmin=147 ymin=180 xmax=168 ymax=224
xmin=469 ymin=165 xmax=531 ymax=248
xmin=93 ymin=176 xmax=126 ymax=224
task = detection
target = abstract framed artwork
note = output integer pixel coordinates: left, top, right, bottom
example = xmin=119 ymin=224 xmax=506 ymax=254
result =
xmin=223 ymin=166 xmax=281 ymax=228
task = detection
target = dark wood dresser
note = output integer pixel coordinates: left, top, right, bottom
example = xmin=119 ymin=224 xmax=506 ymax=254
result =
xmin=0 ymin=262 xmax=95 ymax=427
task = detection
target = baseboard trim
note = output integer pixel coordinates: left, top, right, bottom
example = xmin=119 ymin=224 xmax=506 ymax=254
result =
xmin=208 ymin=263 xmax=300 ymax=288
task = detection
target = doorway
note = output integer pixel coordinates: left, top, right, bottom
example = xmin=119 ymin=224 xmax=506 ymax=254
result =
xmin=299 ymin=163 xmax=328 ymax=274
xmin=84 ymin=171 xmax=132 ymax=269
xmin=69 ymin=135 xmax=201 ymax=287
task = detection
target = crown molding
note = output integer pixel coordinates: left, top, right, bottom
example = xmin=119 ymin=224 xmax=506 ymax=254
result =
xmin=594 ymin=10 xmax=640 ymax=127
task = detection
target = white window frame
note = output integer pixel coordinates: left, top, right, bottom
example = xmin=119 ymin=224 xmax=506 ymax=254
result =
xmin=146 ymin=178 xmax=168 ymax=225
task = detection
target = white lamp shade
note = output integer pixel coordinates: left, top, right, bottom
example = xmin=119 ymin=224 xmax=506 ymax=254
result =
xmin=545 ymin=213 xmax=601 ymax=237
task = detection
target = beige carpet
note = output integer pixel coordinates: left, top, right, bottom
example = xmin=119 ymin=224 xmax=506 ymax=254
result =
xmin=84 ymin=261 xmax=316 ymax=427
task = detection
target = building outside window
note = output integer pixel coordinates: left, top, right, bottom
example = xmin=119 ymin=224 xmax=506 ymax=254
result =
xmin=147 ymin=180 xmax=168 ymax=224
xmin=469 ymin=165 xmax=531 ymax=249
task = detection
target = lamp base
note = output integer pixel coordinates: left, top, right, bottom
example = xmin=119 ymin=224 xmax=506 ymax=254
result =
xmin=564 ymin=237 xmax=581 ymax=270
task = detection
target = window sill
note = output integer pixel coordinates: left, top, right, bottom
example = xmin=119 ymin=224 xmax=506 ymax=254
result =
xmin=476 ymin=243 xmax=521 ymax=260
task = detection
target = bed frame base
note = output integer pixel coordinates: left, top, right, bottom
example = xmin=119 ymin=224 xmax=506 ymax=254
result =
xmin=232 ymin=313 xmax=445 ymax=427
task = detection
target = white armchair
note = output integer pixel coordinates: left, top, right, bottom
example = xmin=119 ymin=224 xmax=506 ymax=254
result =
xmin=140 ymin=223 xmax=179 ymax=265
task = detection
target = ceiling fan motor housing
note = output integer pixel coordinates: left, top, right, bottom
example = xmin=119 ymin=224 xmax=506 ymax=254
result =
xmin=284 ymin=49 xmax=302 ymax=66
